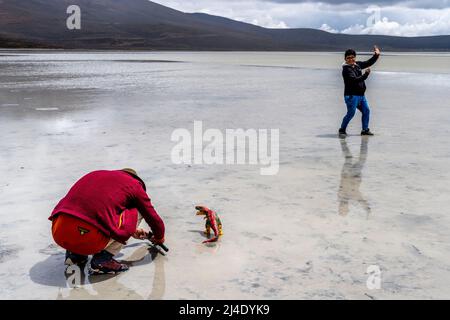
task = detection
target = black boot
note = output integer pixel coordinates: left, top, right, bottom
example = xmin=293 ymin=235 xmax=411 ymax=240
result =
xmin=361 ymin=129 xmax=374 ymax=136
xmin=339 ymin=128 xmax=347 ymax=137
xmin=65 ymin=251 xmax=88 ymax=266
xmin=90 ymin=250 xmax=129 ymax=274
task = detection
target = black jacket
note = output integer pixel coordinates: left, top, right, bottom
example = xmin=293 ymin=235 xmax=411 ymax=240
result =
xmin=342 ymin=54 xmax=379 ymax=96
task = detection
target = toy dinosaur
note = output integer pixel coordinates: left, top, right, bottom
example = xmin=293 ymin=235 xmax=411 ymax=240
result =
xmin=195 ymin=206 xmax=223 ymax=243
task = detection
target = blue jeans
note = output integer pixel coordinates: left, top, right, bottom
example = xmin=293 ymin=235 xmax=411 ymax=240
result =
xmin=340 ymin=95 xmax=370 ymax=131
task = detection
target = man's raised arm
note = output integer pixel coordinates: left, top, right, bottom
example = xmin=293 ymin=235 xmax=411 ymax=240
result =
xmin=357 ymin=45 xmax=381 ymax=69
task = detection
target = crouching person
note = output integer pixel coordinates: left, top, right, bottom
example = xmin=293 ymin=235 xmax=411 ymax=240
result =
xmin=49 ymin=168 xmax=165 ymax=274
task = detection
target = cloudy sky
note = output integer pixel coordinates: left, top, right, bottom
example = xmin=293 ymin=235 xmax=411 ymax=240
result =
xmin=152 ymin=0 xmax=450 ymax=36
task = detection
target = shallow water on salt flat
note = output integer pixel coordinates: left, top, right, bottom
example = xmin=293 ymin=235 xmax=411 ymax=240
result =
xmin=1 ymin=50 xmax=450 ymax=299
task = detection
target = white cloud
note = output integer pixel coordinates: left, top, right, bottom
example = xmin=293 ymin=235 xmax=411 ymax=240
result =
xmin=319 ymin=23 xmax=339 ymax=33
xmin=341 ymin=12 xmax=450 ymax=36
xmin=250 ymin=14 xmax=289 ymax=28
xmin=154 ymin=0 xmax=291 ymax=28
xmin=151 ymin=0 xmax=450 ymax=36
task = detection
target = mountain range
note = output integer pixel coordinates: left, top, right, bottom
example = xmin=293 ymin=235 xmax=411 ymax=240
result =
xmin=1 ymin=0 xmax=449 ymax=51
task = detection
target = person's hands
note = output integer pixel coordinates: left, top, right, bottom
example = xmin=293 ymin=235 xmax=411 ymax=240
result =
xmin=150 ymin=235 xmax=165 ymax=245
xmin=132 ymin=228 xmax=149 ymax=240
xmin=374 ymin=45 xmax=381 ymax=55
xmin=365 ymin=68 xmax=371 ymax=75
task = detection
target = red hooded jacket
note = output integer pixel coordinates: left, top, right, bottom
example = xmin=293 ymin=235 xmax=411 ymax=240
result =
xmin=49 ymin=170 xmax=165 ymax=244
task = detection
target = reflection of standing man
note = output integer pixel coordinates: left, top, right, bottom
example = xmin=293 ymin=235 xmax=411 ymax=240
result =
xmin=338 ymin=138 xmax=371 ymax=217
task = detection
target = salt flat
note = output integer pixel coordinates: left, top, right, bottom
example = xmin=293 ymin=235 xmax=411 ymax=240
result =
xmin=1 ymin=51 xmax=450 ymax=299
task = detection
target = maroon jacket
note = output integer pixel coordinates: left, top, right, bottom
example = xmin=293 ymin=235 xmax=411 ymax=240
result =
xmin=49 ymin=170 xmax=165 ymax=244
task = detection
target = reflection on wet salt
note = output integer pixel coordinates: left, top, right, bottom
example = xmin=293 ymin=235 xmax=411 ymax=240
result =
xmin=338 ymin=137 xmax=371 ymax=218
xmin=30 ymin=244 xmax=166 ymax=300
xmin=35 ymin=107 xmax=59 ymax=111
xmin=0 ymin=244 xmax=21 ymax=263
xmin=38 ymin=243 xmax=62 ymax=256
xmin=2 ymin=51 xmax=450 ymax=299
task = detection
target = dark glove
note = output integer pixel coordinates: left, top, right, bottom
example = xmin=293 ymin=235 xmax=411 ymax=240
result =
xmin=150 ymin=235 xmax=165 ymax=245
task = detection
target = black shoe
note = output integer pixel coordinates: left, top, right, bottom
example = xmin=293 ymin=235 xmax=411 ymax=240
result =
xmin=65 ymin=251 xmax=88 ymax=266
xmin=361 ymin=129 xmax=374 ymax=136
xmin=339 ymin=128 xmax=347 ymax=137
xmin=90 ymin=250 xmax=129 ymax=275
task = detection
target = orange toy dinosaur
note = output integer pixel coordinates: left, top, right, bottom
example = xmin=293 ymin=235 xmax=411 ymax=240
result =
xmin=195 ymin=206 xmax=223 ymax=243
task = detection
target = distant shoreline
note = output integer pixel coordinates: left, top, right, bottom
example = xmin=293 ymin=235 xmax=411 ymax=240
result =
xmin=2 ymin=48 xmax=450 ymax=56
xmin=2 ymin=50 xmax=450 ymax=75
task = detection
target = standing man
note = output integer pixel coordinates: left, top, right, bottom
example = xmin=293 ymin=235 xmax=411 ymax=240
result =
xmin=339 ymin=46 xmax=381 ymax=137
xmin=49 ymin=169 xmax=165 ymax=274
